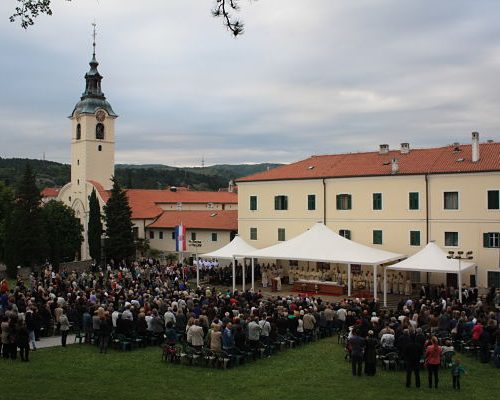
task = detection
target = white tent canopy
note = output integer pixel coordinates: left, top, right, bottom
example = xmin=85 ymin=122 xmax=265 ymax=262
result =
xmin=383 ymin=241 xmax=476 ymax=306
xmin=201 ymin=235 xmax=257 ymax=291
xmin=386 ymin=242 xmax=476 ymax=273
xmin=236 ymin=223 xmax=403 ymax=265
xmin=201 ymin=235 xmax=257 ymax=260
xmin=236 ymin=223 xmax=404 ymax=298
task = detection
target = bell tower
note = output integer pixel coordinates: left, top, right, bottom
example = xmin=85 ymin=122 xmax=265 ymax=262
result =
xmin=70 ymin=24 xmax=117 ymax=191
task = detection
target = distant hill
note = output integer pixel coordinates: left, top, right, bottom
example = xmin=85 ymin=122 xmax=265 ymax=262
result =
xmin=0 ymin=158 xmax=281 ymax=192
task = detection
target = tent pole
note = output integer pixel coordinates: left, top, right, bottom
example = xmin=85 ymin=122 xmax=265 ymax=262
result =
xmin=373 ymin=264 xmax=377 ymax=301
xmin=242 ymin=260 xmax=246 ymax=292
xmin=232 ymin=257 xmax=236 ymax=292
xmin=251 ymin=258 xmax=255 ymax=291
xmin=383 ymin=268 xmax=387 ymax=307
xmin=347 ymin=264 xmax=351 ymax=297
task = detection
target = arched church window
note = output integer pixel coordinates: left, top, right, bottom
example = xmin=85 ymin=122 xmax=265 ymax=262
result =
xmin=96 ymin=123 xmax=105 ymax=140
xmin=76 ymin=123 xmax=81 ymax=140
xmin=98 ymin=145 xmax=102 ymax=152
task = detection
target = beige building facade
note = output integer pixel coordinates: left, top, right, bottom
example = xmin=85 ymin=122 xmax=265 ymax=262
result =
xmin=237 ymin=136 xmax=500 ymax=289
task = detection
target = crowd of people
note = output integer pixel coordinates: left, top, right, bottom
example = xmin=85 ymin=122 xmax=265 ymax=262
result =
xmin=0 ymin=258 xmax=499 ymax=386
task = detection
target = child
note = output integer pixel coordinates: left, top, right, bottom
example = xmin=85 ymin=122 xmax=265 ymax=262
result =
xmin=451 ymin=358 xmax=467 ymax=390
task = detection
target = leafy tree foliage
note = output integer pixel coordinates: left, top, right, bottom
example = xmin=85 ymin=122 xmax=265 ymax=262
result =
xmin=104 ymin=178 xmax=135 ymax=263
xmin=41 ymin=200 xmax=83 ymax=268
xmin=10 ymin=0 xmax=247 ymax=36
xmin=4 ymin=164 xmax=47 ymax=277
xmin=87 ymin=188 xmax=103 ymax=262
xmin=0 ymin=181 xmax=14 ymax=263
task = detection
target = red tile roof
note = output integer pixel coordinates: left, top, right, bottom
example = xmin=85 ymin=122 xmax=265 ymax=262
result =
xmin=87 ymin=180 xmax=111 ymax=203
xmin=237 ymin=142 xmax=500 ymax=182
xmin=147 ymin=210 xmax=238 ymax=230
xmin=41 ymin=187 xmax=60 ymax=198
xmin=125 ymin=189 xmax=237 ymax=220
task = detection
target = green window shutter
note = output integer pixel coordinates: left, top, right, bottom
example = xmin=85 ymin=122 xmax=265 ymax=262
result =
xmin=347 ymin=195 xmax=352 ymax=210
xmin=483 ymin=233 xmax=490 ymax=248
xmin=336 ymin=195 xmax=341 ymax=209
xmin=488 ymin=190 xmax=499 ymax=209
xmin=284 ymin=196 xmax=288 ymax=210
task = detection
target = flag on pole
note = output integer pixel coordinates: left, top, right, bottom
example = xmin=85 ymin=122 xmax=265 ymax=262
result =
xmin=175 ymin=224 xmax=186 ymax=252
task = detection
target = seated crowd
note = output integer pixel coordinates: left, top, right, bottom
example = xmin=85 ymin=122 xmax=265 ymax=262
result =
xmin=0 ymin=259 xmax=499 ymax=372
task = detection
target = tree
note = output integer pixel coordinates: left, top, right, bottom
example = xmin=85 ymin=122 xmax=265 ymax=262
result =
xmin=87 ymin=188 xmax=103 ymax=262
xmin=0 ymin=181 xmax=14 ymax=263
xmin=41 ymin=200 xmax=83 ymax=268
xmin=10 ymin=0 xmax=246 ymax=36
xmin=4 ymin=164 xmax=47 ymax=277
xmin=104 ymin=178 xmax=135 ymax=263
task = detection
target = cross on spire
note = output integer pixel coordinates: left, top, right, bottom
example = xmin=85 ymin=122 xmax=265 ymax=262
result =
xmin=92 ymin=22 xmax=97 ymax=58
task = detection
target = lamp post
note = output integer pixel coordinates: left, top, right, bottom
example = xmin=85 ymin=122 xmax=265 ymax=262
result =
xmin=189 ymin=239 xmax=202 ymax=288
xmin=447 ymin=250 xmax=473 ymax=303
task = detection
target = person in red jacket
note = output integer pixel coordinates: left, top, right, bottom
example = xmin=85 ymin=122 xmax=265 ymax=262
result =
xmin=425 ymin=336 xmax=442 ymax=388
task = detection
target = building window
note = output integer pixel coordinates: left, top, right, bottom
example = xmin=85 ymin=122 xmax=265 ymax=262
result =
xmin=211 ymin=232 xmax=218 ymax=242
xmin=409 ymin=192 xmax=419 ymax=210
xmin=274 ymin=195 xmax=288 ymax=210
xmin=444 ymin=231 xmax=458 ymax=247
xmin=149 ymin=231 xmax=154 ymax=239
xmin=372 ymin=193 xmax=382 ymax=210
xmin=96 ymin=123 xmax=105 ymax=140
xmin=278 ymin=228 xmax=286 ymax=241
xmin=444 ymin=191 xmax=459 ymax=210
xmin=191 ymin=232 xmax=196 ymax=241
xmin=250 ymin=196 xmax=258 ymax=211
xmin=307 ymin=194 xmax=316 ymax=211
xmin=98 ymin=145 xmax=102 ymax=151
xmin=207 ymin=202 xmax=214 ymax=209
xmin=159 ymin=231 xmax=164 ymax=240
xmin=76 ymin=123 xmax=81 ymax=140
xmin=373 ymin=230 xmax=383 ymax=245
xmin=171 ymin=231 xmax=176 ymax=240
xmin=250 ymin=227 xmax=257 ymax=241
xmin=410 ymin=230 xmax=421 ymax=246
xmin=77 ymin=179 xmax=80 ymax=185
xmin=488 ymin=271 xmax=500 ymax=289
xmin=483 ymin=232 xmax=500 ymax=248
xmin=133 ymin=227 xmax=139 ymax=240
xmin=339 ymin=229 xmax=351 ymax=240
xmin=336 ymin=194 xmax=352 ymax=210
xmin=176 ymin=202 xmax=182 ymax=211
xmin=488 ymin=190 xmax=499 ymax=210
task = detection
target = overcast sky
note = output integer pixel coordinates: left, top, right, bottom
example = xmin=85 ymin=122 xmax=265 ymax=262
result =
xmin=1 ymin=0 xmax=499 ymax=166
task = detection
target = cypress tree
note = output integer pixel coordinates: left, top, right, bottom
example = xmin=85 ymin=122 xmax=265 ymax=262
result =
xmin=0 ymin=181 xmax=14 ymax=263
xmin=4 ymin=164 xmax=47 ymax=277
xmin=88 ymin=188 xmax=103 ymax=262
xmin=104 ymin=178 xmax=135 ymax=263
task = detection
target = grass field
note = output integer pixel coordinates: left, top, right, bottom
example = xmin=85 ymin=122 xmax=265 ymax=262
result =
xmin=2 ymin=337 xmax=499 ymax=400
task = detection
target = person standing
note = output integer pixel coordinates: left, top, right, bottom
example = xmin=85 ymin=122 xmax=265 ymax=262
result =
xmin=17 ymin=320 xmax=30 ymax=362
xmin=349 ymin=328 xmax=365 ymax=377
xmin=59 ymin=308 xmax=70 ymax=347
xmin=99 ymin=312 xmax=112 ymax=354
xmin=364 ymin=330 xmax=377 ymax=376
xmin=425 ymin=336 xmax=442 ymax=389
xmin=451 ymin=358 xmax=467 ymax=390
xmin=403 ymin=337 xmax=422 ymax=388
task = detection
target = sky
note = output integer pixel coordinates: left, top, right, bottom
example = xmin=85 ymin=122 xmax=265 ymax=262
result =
xmin=1 ymin=0 xmax=500 ymax=167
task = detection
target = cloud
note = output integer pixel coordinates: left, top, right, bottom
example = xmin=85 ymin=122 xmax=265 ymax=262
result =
xmin=1 ymin=0 xmax=500 ymax=167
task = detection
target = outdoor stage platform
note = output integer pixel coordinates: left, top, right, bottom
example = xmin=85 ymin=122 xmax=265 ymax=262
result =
xmin=292 ymin=280 xmax=346 ymax=296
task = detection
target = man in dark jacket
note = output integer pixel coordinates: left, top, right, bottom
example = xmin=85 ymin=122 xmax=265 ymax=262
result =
xmin=403 ymin=336 xmax=422 ymax=388
xmin=349 ymin=328 xmax=365 ymax=377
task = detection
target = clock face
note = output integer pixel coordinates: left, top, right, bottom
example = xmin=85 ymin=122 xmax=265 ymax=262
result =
xmin=96 ymin=110 xmax=106 ymax=122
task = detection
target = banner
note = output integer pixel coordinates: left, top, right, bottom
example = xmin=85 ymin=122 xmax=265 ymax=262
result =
xmin=175 ymin=224 xmax=186 ymax=252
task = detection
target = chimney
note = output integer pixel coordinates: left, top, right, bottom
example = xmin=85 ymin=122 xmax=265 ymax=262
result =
xmin=391 ymin=158 xmax=399 ymax=174
xmin=379 ymin=144 xmax=389 ymax=155
xmin=228 ymin=180 xmax=234 ymax=193
xmin=400 ymin=143 xmax=410 ymax=154
xmin=472 ymin=131 xmax=480 ymax=162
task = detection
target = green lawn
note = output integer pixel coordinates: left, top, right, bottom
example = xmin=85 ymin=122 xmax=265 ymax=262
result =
xmin=2 ymin=337 xmax=498 ymax=400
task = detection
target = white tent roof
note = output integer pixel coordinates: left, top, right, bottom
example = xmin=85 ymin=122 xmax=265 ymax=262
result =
xmin=235 ymin=223 xmax=403 ymax=265
xmin=201 ymin=235 xmax=257 ymax=260
xmin=386 ymin=242 xmax=476 ymax=273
